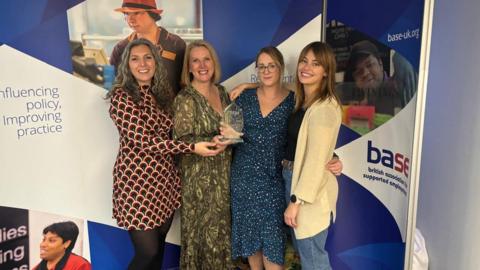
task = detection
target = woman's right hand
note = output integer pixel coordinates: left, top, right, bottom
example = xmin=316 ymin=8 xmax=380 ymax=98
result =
xmin=193 ymin=142 xmax=221 ymax=157
xmin=284 ymin=203 xmax=300 ymax=228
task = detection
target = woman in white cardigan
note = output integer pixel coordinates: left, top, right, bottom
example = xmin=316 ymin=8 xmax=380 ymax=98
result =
xmin=283 ymin=41 xmax=342 ymax=270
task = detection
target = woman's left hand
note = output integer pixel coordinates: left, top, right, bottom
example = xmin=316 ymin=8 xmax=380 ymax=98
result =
xmin=284 ymin=203 xmax=300 ymax=228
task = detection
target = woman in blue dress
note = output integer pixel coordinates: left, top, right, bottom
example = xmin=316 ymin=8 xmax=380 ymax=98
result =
xmin=229 ymin=46 xmax=292 ymax=270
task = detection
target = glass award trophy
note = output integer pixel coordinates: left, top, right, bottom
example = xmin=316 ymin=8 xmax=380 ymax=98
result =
xmin=222 ymin=101 xmax=244 ymax=143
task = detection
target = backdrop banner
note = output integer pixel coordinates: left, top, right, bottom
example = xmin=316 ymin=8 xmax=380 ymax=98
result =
xmin=1 ymin=0 xmax=425 ymax=268
xmin=325 ymin=0 xmax=425 ymax=269
xmin=0 ymin=0 xmax=326 ymax=269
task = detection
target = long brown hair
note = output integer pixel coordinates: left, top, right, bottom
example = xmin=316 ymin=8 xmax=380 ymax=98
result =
xmin=294 ymin=41 xmax=339 ymax=111
xmin=107 ymin=38 xmax=174 ymax=112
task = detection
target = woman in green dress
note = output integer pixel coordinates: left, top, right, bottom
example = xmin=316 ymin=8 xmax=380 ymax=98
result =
xmin=173 ymin=40 xmax=234 ymax=269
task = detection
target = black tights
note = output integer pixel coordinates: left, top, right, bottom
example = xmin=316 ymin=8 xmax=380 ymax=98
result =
xmin=127 ymin=216 xmax=174 ymax=270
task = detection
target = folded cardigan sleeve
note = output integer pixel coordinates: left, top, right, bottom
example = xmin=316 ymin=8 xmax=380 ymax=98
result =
xmin=293 ymin=102 xmax=341 ymax=203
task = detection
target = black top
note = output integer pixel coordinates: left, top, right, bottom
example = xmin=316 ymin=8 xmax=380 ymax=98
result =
xmin=284 ymin=107 xmax=339 ymax=162
xmin=284 ymin=108 xmax=306 ymax=161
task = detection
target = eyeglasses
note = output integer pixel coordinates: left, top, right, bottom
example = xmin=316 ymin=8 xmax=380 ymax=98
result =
xmin=256 ymin=64 xmax=278 ymax=73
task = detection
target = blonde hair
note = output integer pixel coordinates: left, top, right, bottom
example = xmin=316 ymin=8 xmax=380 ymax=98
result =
xmin=181 ymin=40 xmax=222 ymax=87
xmin=294 ymin=41 xmax=339 ymax=111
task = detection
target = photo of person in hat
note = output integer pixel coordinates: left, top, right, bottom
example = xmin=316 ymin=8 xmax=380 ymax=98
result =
xmin=110 ymin=0 xmax=186 ymax=94
xmin=340 ymin=40 xmax=402 ymax=116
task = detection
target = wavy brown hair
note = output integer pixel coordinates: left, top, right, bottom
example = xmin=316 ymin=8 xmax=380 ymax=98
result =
xmin=294 ymin=41 xmax=340 ymax=111
xmin=107 ymin=38 xmax=174 ymax=112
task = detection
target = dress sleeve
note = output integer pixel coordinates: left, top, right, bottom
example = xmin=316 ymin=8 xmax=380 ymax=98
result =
xmin=109 ymin=90 xmax=194 ymax=155
xmin=293 ymin=103 xmax=341 ymax=203
xmin=173 ymin=93 xmax=200 ymax=143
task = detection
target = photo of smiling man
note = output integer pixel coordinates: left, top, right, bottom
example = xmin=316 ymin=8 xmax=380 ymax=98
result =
xmin=341 ymin=40 xmax=402 ymax=116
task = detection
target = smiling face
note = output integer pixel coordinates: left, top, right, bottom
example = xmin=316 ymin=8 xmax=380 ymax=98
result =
xmin=297 ymin=50 xmax=326 ymax=88
xmin=257 ymin=53 xmax=281 ymax=87
xmin=352 ymin=54 xmax=384 ymax=90
xmin=128 ymin=44 xmax=156 ymax=86
xmin=40 ymin=232 xmax=70 ymax=262
xmin=189 ymin=46 xmax=215 ymax=84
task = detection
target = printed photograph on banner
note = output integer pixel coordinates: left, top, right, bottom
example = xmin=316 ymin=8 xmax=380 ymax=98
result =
xmin=327 ymin=20 xmax=418 ymax=135
xmin=0 ymin=206 xmax=89 ymax=270
xmin=67 ymin=0 xmax=203 ymax=91
xmin=28 ymin=210 xmax=90 ymax=269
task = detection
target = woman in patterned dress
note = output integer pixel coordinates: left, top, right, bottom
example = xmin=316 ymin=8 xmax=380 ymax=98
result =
xmin=108 ymin=38 xmax=219 ymax=270
xmin=173 ymin=40 xmax=235 ymax=269
xmin=229 ymin=46 xmax=292 ymax=270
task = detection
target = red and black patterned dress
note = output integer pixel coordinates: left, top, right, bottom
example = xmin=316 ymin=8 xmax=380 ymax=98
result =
xmin=109 ymin=86 xmax=193 ymax=230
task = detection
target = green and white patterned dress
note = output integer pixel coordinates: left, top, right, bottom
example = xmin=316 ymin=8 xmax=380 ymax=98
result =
xmin=173 ymin=84 xmax=234 ymax=270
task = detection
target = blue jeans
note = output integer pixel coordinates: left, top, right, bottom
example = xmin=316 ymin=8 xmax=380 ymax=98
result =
xmin=282 ymin=167 xmax=298 ymax=252
xmin=282 ymin=167 xmax=332 ymax=270
xmin=296 ymin=228 xmax=331 ymax=270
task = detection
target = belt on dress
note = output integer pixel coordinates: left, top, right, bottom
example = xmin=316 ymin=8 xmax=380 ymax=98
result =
xmin=281 ymin=159 xmax=294 ymax=170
